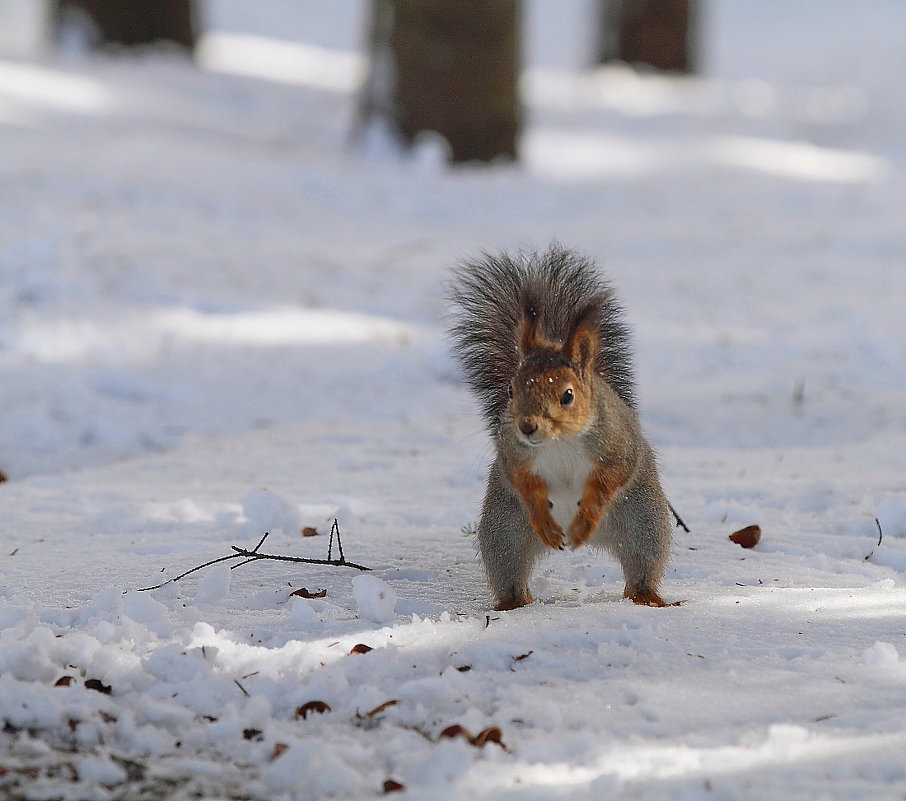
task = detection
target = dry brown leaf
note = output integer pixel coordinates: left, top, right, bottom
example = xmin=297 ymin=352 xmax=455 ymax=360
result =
xmin=289 ymin=587 xmax=327 ymax=599
xmin=438 ymin=723 xmax=506 ymax=749
xmin=301 ymin=526 xmax=319 ymax=537
xmin=472 ymin=726 xmax=505 ymax=748
xmin=729 ymin=524 xmax=762 ymax=549
xmin=349 ymin=643 xmax=373 ymax=655
xmin=383 ymin=779 xmax=405 ymax=793
xmin=365 ymin=699 xmax=398 ymax=718
xmin=439 ymin=724 xmax=471 ymax=741
xmin=271 ymin=743 xmax=290 ymax=760
xmin=295 ymin=700 xmax=332 ymax=720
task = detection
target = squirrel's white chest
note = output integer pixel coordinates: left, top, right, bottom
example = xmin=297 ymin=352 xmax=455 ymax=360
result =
xmin=531 ymin=440 xmax=593 ymax=530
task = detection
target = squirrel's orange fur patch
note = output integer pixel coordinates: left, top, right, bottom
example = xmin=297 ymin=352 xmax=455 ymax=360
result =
xmin=507 ymin=466 xmax=564 ymax=550
xmin=567 ymin=463 xmax=629 ymax=549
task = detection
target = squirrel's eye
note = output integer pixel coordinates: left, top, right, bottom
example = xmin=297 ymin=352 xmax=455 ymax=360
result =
xmin=560 ymin=388 xmax=574 ymax=406
xmin=507 ymin=384 xmax=513 ymax=399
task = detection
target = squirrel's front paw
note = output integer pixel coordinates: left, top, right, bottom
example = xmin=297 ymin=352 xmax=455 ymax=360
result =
xmin=533 ymin=520 xmax=565 ymax=550
xmin=566 ymin=518 xmax=595 ymax=549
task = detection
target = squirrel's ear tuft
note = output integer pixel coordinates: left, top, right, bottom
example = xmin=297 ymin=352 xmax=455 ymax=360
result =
xmin=517 ymin=293 xmax=542 ymax=358
xmin=565 ymin=300 xmax=600 ymax=377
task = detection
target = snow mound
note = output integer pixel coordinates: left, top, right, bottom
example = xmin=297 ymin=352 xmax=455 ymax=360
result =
xmin=241 ymin=489 xmax=301 ymax=536
xmin=352 ymin=575 xmax=398 ymax=624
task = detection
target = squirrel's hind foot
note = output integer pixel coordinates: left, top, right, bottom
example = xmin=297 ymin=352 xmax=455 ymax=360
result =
xmin=494 ymin=590 xmax=533 ymax=611
xmin=623 ymin=586 xmax=680 ymax=607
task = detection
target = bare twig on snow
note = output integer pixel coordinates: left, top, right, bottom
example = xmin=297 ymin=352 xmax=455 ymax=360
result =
xmin=137 ymin=520 xmax=370 ymax=592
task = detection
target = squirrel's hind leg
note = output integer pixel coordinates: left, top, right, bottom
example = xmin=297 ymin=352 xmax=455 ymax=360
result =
xmin=478 ymin=460 xmax=545 ymax=611
xmin=605 ymin=467 xmax=673 ymax=607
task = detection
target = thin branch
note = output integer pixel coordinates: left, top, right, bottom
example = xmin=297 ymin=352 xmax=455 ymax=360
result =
xmin=136 ymin=553 xmax=243 ymax=591
xmin=228 ymin=545 xmax=370 ymax=572
xmin=226 ymin=530 xmax=273 ymax=570
xmin=334 ymin=518 xmax=345 ymax=562
xmin=136 ymin=521 xmax=370 ymax=592
xmin=327 ymin=518 xmax=346 ymax=562
xmin=668 ymin=501 xmax=691 ymax=533
xmin=864 ymin=518 xmax=884 ymax=561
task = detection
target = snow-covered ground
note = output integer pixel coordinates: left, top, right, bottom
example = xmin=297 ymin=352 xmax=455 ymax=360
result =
xmin=1 ymin=2 xmax=905 ymax=799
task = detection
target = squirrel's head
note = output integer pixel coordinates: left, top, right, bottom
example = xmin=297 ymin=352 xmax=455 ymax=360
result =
xmin=507 ymin=297 xmax=599 ymax=447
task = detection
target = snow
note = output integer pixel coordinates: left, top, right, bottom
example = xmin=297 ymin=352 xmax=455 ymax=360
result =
xmin=1 ymin=1 xmax=905 ymax=799
xmin=241 ymin=489 xmax=304 ymax=537
xmin=352 ymin=575 xmax=397 ymax=624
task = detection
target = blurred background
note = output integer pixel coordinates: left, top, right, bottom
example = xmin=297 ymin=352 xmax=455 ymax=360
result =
xmin=2 ymin=0 xmax=902 ymax=161
xmin=0 ymin=1 xmax=903 ymax=482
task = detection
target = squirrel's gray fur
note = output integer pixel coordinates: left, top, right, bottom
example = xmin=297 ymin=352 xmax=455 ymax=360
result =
xmin=449 ymin=245 xmax=673 ymax=610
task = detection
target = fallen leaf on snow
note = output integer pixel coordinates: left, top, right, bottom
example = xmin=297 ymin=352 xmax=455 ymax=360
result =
xmin=439 ymin=724 xmax=470 ymax=741
xmin=289 ymin=587 xmax=327 ymax=599
xmin=472 ymin=726 xmax=505 ymax=748
xmin=729 ymin=524 xmax=762 ymax=548
xmin=295 ymin=701 xmax=332 ymax=720
xmin=85 ymin=678 xmax=111 ymax=695
xmin=438 ymin=724 xmax=506 ymax=749
xmin=363 ymin=699 xmax=397 ymax=718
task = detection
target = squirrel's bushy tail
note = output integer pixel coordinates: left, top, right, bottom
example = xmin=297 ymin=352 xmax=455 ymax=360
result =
xmin=449 ymin=245 xmax=636 ymax=434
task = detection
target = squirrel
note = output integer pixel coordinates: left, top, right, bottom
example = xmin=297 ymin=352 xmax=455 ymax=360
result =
xmin=449 ymin=245 xmax=675 ymax=611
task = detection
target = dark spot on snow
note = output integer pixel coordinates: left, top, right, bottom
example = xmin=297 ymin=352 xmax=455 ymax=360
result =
xmin=295 ymin=701 xmax=331 ymax=720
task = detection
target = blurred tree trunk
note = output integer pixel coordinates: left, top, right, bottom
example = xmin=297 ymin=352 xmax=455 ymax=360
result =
xmin=56 ymin=0 xmax=196 ymax=50
xmin=598 ymin=0 xmax=698 ymax=73
xmin=358 ymin=0 xmax=520 ymax=164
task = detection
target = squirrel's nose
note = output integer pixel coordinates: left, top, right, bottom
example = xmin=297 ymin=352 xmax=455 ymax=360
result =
xmin=518 ymin=420 xmax=538 ymax=437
